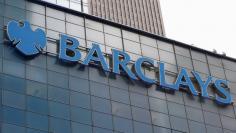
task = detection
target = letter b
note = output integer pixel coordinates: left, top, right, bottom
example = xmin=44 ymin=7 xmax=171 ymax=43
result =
xmin=59 ymin=34 xmax=81 ymax=62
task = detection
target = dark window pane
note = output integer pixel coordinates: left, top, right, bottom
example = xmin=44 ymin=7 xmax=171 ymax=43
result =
xmin=112 ymin=101 xmax=132 ymax=119
xmin=49 ymin=101 xmax=70 ymax=120
xmin=203 ymin=111 xmax=221 ymax=127
xmin=113 ymin=116 xmax=133 ymax=133
xmin=151 ymin=111 xmax=170 ymax=128
xmin=27 ymin=112 xmax=48 ymax=131
xmin=110 ymin=87 xmax=129 ymax=104
xmin=26 ymin=80 xmax=47 ymax=99
xmin=71 ymin=122 xmax=92 ymax=133
xmin=49 ymin=117 xmax=71 ymax=133
xmin=2 ymin=90 xmax=25 ymax=109
xmin=167 ymin=102 xmax=186 ymax=118
xmin=186 ymin=106 xmax=204 ymax=123
xmin=70 ymin=91 xmax=90 ymax=109
xmin=69 ymin=76 xmax=89 ymax=94
xmin=48 ymin=85 xmax=69 ymax=104
xmin=188 ymin=120 xmax=206 ymax=133
xmin=133 ymin=121 xmax=153 ymax=133
xmin=91 ymin=96 xmax=111 ymax=114
xmin=3 ymin=106 xmax=25 ymax=126
xmin=1 ymin=123 xmax=25 ymax=133
xmin=92 ymin=112 xmax=113 ymax=130
xmin=149 ymin=97 xmax=168 ymax=114
xmin=130 ymin=93 xmax=149 ymax=109
xmin=132 ymin=107 xmax=151 ymax=124
xmin=48 ymin=71 xmax=69 ymax=89
xmin=170 ymin=116 xmax=189 ymax=132
xmin=27 ymin=96 xmax=48 ymax=115
xmin=93 ymin=127 xmax=112 ymax=133
xmin=0 ymin=74 xmax=25 ymax=94
xmin=90 ymin=81 xmax=110 ymax=99
xmin=3 ymin=59 xmax=25 ymax=78
xmin=70 ymin=106 xmax=92 ymax=125
xmin=153 ymin=126 xmax=171 ymax=133
xmin=26 ymin=65 xmax=47 ymax=83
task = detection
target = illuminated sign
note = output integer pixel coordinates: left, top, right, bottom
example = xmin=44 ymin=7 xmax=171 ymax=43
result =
xmin=7 ymin=21 xmax=233 ymax=105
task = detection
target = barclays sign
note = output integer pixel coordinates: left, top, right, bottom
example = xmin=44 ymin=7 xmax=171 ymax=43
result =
xmin=7 ymin=20 xmax=233 ymax=105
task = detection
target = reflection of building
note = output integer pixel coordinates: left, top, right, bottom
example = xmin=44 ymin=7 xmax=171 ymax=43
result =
xmin=42 ymin=0 xmax=165 ymax=36
xmin=1 ymin=0 xmax=236 ymax=133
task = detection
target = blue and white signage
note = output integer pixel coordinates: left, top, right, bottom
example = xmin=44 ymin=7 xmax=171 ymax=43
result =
xmin=7 ymin=20 xmax=233 ymax=105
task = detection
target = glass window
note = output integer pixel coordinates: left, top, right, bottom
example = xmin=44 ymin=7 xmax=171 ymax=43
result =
xmin=140 ymin=35 xmax=157 ymax=48
xmin=206 ymin=125 xmax=223 ymax=133
xmin=46 ymin=7 xmax=65 ymax=20
xmin=170 ymin=116 xmax=189 ymax=132
xmin=124 ymin=39 xmax=141 ymax=55
xmin=132 ymin=107 xmax=151 ymax=124
xmin=57 ymin=0 xmax=69 ymax=7
xmin=49 ymin=117 xmax=71 ymax=133
xmin=27 ymin=112 xmax=48 ymax=131
xmin=26 ymin=55 xmax=47 ymax=68
xmin=68 ymin=65 xmax=89 ymax=79
xmin=1 ymin=123 xmax=25 ymax=133
xmin=69 ymin=76 xmax=89 ymax=94
xmin=70 ymin=91 xmax=90 ymax=109
xmin=26 ymin=80 xmax=47 ymax=99
xmin=27 ymin=128 xmax=48 ymax=133
xmin=209 ymin=65 xmax=225 ymax=78
xmin=27 ymin=96 xmax=48 ymax=115
xmin=174 ymin=45 xmax=190 ymax=57
xmin=49 ymin=101 xmax=70 ymax=120
xmin=26 ymin=2 xmax=45 ymax=15
xmin=93 ymin=127 xmax=112 ymax=133
xmin=46 ymin=17 xmax=65 ymax=33
xmin=86 ymin=28 xmax=104 ymax=44
xmin=6 ymin=0 xmax=25 ymax=9
xmin=166 ymin=91 xmax=184 ymax=104
xmin=182 ymin=93 xmax=201 ymax=109
xmin=159 ymin=50 xmax=176 ymax=65
xmin=151 ymin=111 xmax=170 ymax=128
xmin=203 ymin=111 xmax=222 ymax=127
xmin=186 ymin=106 xmax=204 ymax=122
xmin=110 ymin=87 xmax=130 ymax=104
xmin=26 ymin=11 xmax=45 ymax=27
xmin=222 ymin=59 xmax=236 ymax=71
xmin=193 ymin=60 xmax=209 ymax=74
xmin=48 ymin=85 xmax=70 ymax=104
xmin=133 ymin=121 xmax=153 ymax=133
xmin=70 ymin=106 xmax=92 ymax=125
xmin=129 ymin=81 xmax=148 ymax=95
xmin=47 ymin=71 xmax=69 ymax=89
xmin=109 ymin=75 xmax=129 ymax=90
xmin=113 ymin=116 xmax=133 ymax=133
xmin=26 ymin=65 xmax=47 ymax=83
xmin=46 ymin=29 xmax=60 ymax=40
xmin=201 ymin=99 xmax=218 ymax=113
xmin=167 ymin=101 xmax=186 ymax=118
xmin=4 ymin=5 xmax=26 ymax=20
xmin=130 ymin=92 xmax=149 ymax=109
xmin=220 ymin=115 xmax=236 ymax=131
xmin=149 ymin=97 xmax=168 ymax=114
xmin=66 ymin=13 xmax=84 ymax=26
xmin=104 ymin=24 xmax=121 ymax=37
xmin=111 ymin=101 xmax=132 ymax=119
xmin=141 ymin=44 xmax=159 ymax=59
xmin=90 ymin=81 xmax=110 ymax=99
xmin=3 ymin=106 xmax=25 ymax=126
xmin=105 ymin=34 xmax=123 ymax=49
xmin=191 ymin=50 xmax=207 ymax=62
xmin=85 ymin=19 xmax=103 ymax=31
xmin=122 ymin=30 xmax=139 ymax=42
xmin=89 ymin=67 xmax=108 ymax=84
xmin=207 ymin=55 xmax=222 ymax=67
xmin=47 ymin=55 xmax=68 ymax=74
xmin=225 ymin=69 xmax=236 ymax=82
xmin=188 ymin=120 xmax=206 ymax=133
xmin=3 ymin=59 xmax=25 ymax=78
xmin=153 ymin=126 xmax=171 ymax=133
xmin=70 ymin=1 xmax=81 ymax=12
xmin=71 ymin=122 xmax=92 ymax=133
xmin=2 ymin=90 xmax=25 ymax=110
xmin=157 ymin=40 xmax=174 ymax=52
xmin=176 ymin=55 xmax=193 ymax=69
xmin=218 ymin=104 xmax=235 ymax=118
xmin=92 ymin=112 xmax=113 ymax=130
xmin=0 ymin=74 xmax=25 ymax=94
xmin=66 ymin=23 xmax=85 ymax=38
xmin=91 ymin=96 xmax=111 ymax=114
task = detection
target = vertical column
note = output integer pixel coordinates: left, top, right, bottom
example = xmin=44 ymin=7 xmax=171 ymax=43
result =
xmin=142 ymin=0 xmax=151 ymax=33
xmin=139 ymin=0 xmax=147 ymax=31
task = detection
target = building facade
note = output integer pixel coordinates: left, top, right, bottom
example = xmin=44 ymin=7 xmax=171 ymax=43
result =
xmin=41 ymin=0 xmax=165 ymax=36
xmin=0 ymin=0 xmax=236 ymax=133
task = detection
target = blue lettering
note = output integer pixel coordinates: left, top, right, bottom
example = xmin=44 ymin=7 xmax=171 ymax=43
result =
xmin=83 ymin=43 xmax=110 ymax=71
xmin=159 ymin=62 xmax=176 ymax=89
xmin=134 ymin=57 xmax=156 ymax=84
xmin=112 ymin=49 xmax=137 ymax=80
xmin=59 ymin=34 xmax=81 ymax=62
xmin=214 ymin=79 xmax=232 ymax=105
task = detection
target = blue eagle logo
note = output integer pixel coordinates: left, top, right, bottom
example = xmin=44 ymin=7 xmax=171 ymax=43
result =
xmin=7 ymin=20 xmax=46 ymax=56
